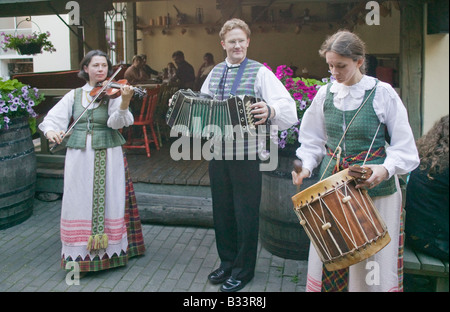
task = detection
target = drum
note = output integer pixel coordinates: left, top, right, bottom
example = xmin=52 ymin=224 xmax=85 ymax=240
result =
xmin=291 ymin=169 xmax=391 ymax=271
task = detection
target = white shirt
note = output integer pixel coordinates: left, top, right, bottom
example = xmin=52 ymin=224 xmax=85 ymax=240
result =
xmin=297 ymin=75 xmax=419 ymax=179
xmin=200 ymin=58 xmax=298 ymax=131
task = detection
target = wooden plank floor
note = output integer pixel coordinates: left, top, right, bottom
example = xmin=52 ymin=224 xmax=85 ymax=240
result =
xmin=125 ymin=143 xmax=210 ymax=186
xmin=35 ymin=139 xmax=210 ymax=188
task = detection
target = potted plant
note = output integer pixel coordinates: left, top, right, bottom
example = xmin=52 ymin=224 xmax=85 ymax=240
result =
xmin=0 ymin=77 xmax=44 ymax=133
xmin=0 ymin=78 xmax=44 ymax=229
xmin=1 ymin=31 xmax=56 ymax=55
xmin=259 ymin=64 xmax=329 ymax=260
xmin=265 ymin=64 xmax=328 ymax=151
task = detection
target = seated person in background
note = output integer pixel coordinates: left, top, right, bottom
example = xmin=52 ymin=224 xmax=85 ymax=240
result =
xmin=165 ymin=62 xmax=178 ymax=85
xmin=124 ymin=55 xmax=150 ymax=115
xmin=172 ymin=50 xmax=195 ymax=89
xmin=124 ymin=55 xmax=151 ymax=85
xmin=140 ymin=54 xmax=159 ymax=79
xmin=194 ymin=52 xmax=215 ymax=91
xmin=405 ymin=114 xmax=449 ymax=261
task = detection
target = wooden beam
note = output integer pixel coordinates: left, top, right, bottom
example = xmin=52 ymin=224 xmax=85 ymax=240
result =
xmin=399 ymin=0 xmax=424 ymax=139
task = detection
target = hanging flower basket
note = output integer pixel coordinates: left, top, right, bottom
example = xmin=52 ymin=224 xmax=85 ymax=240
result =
xmin=16 ymin=42 xmax=43 ymax=55
xmin=0 ymin=18 xmax=56 ymax=55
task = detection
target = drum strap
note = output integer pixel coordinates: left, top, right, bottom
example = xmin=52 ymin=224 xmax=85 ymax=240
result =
xmin=320 ymin=81 xmax=379 ymax=180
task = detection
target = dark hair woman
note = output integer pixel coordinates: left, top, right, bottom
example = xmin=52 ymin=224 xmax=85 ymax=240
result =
xmin=38 ymin=50 xmax=145 ymax=274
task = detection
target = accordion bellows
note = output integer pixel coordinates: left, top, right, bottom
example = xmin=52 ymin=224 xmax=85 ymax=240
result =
xmin=166 ymin=89 xmax=260 ymax=141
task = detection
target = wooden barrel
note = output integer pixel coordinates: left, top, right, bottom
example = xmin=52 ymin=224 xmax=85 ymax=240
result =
xmin=259 ymin=151 xmax=319 ymax=260
xmin=0 ymin=117 xmax=36 ymax=230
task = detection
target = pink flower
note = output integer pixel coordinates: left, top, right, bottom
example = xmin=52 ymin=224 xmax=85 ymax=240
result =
xmin=263 ymin=63 xmax=273 ymax=72
xmin=293 ymin=92 xmax=303 ymax=101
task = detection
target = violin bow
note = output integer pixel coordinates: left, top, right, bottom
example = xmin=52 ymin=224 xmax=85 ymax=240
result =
xmin=50 ymin=66 xmax=122 ymax=152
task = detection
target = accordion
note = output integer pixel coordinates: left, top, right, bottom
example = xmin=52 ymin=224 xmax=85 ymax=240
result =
xmin=166 ymin=89 xmax=264 ymax=141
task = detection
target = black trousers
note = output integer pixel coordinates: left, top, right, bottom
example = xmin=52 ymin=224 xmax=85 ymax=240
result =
xmin=209 ymin=159 xmax=262 ymax=282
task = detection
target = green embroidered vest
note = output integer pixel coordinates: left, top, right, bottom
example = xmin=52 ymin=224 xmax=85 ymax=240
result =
xmin=66 ymin=88 xmax=126 ymax=149
xmin=208 ymin=59 xmax=262 ymax=100
xmin=318 ymin=82 xmax=396 ymax=197
xmin=208 ymin=59 xmax=264 ymax=159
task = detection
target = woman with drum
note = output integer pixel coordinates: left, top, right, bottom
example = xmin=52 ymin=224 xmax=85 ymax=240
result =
xmin=292 ymin=30 xmax=419 ymax=292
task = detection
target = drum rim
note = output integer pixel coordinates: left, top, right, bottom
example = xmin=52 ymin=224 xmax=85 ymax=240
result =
xmin=291 ymin=168 xmax=353 ymax=207
xmin=324 ymin=231 xmax=391 ymax=271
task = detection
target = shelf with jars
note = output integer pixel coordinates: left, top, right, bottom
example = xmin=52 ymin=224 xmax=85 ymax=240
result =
xmin=137 ymin=21 xmax=219 ymax=36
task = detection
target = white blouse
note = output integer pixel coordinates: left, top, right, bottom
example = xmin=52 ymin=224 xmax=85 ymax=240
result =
xmin=296 ymin=75 xmax=419 ymax=179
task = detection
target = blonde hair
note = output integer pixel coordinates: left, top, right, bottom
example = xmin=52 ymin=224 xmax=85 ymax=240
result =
xmin=219 ymin=18 xmax=251 ymax=40
xmin=319 ymin=30 xmax=367 ymax=74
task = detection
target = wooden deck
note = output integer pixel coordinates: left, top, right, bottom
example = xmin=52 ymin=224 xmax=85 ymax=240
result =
xmin=126 ymin=142 xmax=210 ymax=186
xmin=36 ymin=140 xmax=211 ymax=188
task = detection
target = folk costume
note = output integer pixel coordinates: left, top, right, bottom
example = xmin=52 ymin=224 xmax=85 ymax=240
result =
xmin=297 ymin=75 xmax=419 ymax=291
xmin=39 ymin=83 xmax=145 ymax=272
xmin=201 ymin=58 xmax=297 ymax=283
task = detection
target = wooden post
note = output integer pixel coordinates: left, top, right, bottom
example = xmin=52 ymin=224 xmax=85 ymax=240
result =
xmin=399 ymin=0 xmax=424 ymax=139
xmin=82 ymin=11 xmax=108 ymax=53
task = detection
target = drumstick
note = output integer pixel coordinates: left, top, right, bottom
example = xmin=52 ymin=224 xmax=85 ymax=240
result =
xmin=293 ymin=159 xmax=303 ymax=192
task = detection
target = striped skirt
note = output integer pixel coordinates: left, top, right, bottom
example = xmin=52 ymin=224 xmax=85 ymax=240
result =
xmin=61 ymin=153 xmax=145 ymax=272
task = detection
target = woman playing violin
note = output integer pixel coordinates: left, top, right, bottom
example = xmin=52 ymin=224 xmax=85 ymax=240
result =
xmin=39 ymin=50 xmax=145 ymax=274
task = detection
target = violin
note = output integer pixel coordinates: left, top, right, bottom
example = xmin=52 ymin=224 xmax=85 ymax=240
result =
xmin=89 ymin=79 xmax=147 ymax=100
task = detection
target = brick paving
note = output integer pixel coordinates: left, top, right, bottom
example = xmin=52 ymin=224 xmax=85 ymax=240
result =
xmin=0 ymin=197 xmax=307 ymax=293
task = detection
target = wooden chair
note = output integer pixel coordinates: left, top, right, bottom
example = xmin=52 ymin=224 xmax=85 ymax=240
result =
xmin=123 ymin=87 xmax=161 ymax=157
xmin=154 ymin=84 xmax=179 ymax=147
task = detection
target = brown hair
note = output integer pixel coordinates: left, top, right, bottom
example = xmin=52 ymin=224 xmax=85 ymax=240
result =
xmin=319 ymin=30 xmax=367 ymax=74
xmin=78 ymin=50 xmax=113 ymax=81
xmin=219 ymin=18 xmax=251 ymax=40
xmin=416 ymin=114 xmax=449 ymax=179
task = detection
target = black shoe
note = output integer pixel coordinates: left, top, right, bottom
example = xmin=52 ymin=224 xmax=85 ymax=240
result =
xmin=220 ymin=277 xmax=248 ymax=292
xmin=208 ymin=268 xmax=231 ymax=285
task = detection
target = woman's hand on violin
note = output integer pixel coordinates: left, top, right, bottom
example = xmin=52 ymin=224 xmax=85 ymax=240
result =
xmin=46 ymin=130 xmax=65 ymax=144
xmin=120 ymin=85 xmax=134 ymax=109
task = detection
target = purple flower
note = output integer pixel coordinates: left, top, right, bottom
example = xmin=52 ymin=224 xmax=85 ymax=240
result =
xmin=9 ymin=103 xmax=18 ymax=111
xmin=299 ymin=100 xmax=307 ymax=110
xmin=10 ymin=97 xmax=20 ymax=105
